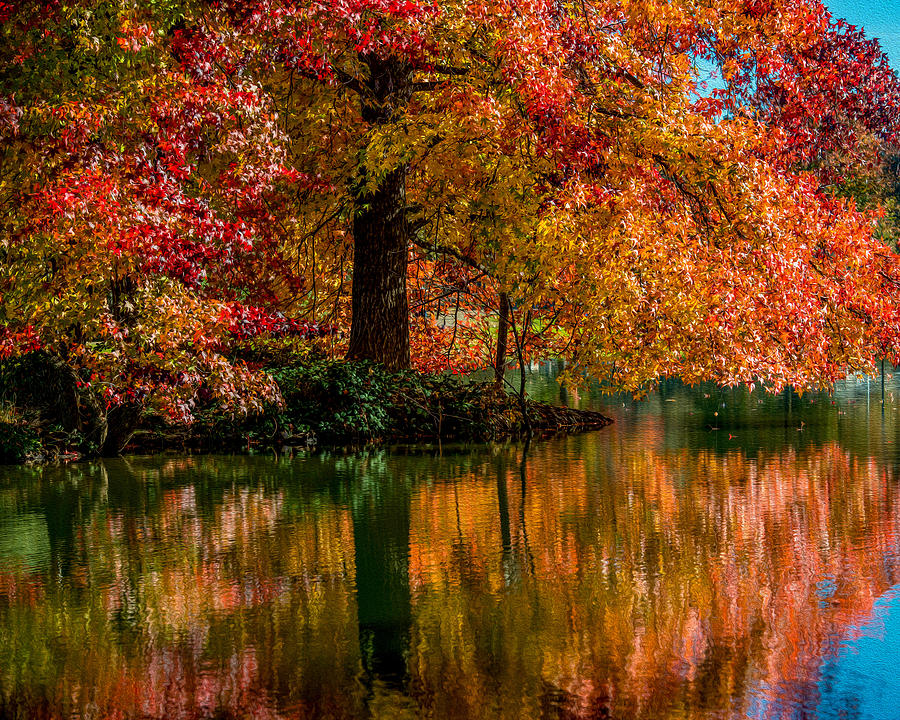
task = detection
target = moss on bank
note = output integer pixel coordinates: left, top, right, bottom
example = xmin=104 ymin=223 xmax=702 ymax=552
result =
xmin=1 ymin=358 xmax=612 ymax=463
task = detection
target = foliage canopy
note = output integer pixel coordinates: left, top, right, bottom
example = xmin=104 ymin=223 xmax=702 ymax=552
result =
xmin=2 ymin=0 xmax=900 ymax=424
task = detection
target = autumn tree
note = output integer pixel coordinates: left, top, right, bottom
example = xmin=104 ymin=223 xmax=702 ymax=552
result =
xmin=4 ymin=0 xmax=900 ymax=434
xmin=0 ymin=1 xmax=295 ymax=451
xmin=196 ymin=0 xmax=900 ymax=381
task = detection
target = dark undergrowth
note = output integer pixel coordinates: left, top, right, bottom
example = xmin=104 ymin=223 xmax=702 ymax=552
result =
xmin=0 ymin=354 xmax=612 ymax=463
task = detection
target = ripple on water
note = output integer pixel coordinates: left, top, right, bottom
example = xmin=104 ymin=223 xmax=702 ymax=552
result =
xmin=2 ymin=373 xmax=900 ymax=718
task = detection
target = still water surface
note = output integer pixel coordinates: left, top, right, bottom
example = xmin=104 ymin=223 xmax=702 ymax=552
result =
xmin=4 ymin=373 xmax=900 ymax=719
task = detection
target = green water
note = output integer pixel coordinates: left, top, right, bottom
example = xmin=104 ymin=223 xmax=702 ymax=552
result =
xmin=3 ymin=371 xmax=900 ymax=719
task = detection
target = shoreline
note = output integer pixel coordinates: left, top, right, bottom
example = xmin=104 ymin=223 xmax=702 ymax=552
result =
xmin=2 ymin=364 xmax=613 ymax=464
xmin=119 ymin=396 xmax=613 ymax=458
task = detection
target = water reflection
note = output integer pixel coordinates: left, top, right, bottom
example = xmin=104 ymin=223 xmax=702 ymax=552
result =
xmin=816 ymin=584 xmax=900 ymax=719
xmin=353 ymin=463 xmax=411 ymax=689
xmin=2 ymin=384 xmax=900 ymax=718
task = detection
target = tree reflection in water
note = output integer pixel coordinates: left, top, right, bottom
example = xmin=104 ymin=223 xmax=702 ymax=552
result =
xmin=1 ymin=425 xmax=900 ymax=719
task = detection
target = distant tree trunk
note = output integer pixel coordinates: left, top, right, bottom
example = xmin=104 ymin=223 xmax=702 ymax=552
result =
xmin=511 ymin=308 xmax=532 ymax=435
xmin=347 ymin=55 xmax=412 ymax=371
xmin=494 ymin=291 xmax=510 ymax=384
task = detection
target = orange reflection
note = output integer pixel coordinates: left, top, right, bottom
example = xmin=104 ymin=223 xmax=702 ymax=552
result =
xmin=0 ymin=442 xmax=899 ymax=719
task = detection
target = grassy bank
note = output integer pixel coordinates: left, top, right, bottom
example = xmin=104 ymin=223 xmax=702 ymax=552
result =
xmin=1 ymin=356 xmax=612 ymax=463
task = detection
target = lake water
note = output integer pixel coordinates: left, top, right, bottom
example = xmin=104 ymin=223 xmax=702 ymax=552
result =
xmin=3 ymin=371 xmax=900 ymax=719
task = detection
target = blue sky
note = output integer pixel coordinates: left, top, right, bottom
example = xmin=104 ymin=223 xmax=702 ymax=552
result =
xmin=825 ymin=0 xmax=900 ymax=71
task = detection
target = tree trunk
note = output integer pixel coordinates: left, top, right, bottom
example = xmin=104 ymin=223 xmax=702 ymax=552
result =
xmin=100 ymin=402 xmax=143 ymax=457
xmin=494 ymin=291 xmax=510 ymax=384
xmin=511 ymin=308 xmax=532 ymax=435
xmin=347 ymin=56 xmax=412 ymax=370
xmin=347 ymin=165 xmax=411 ymax=370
